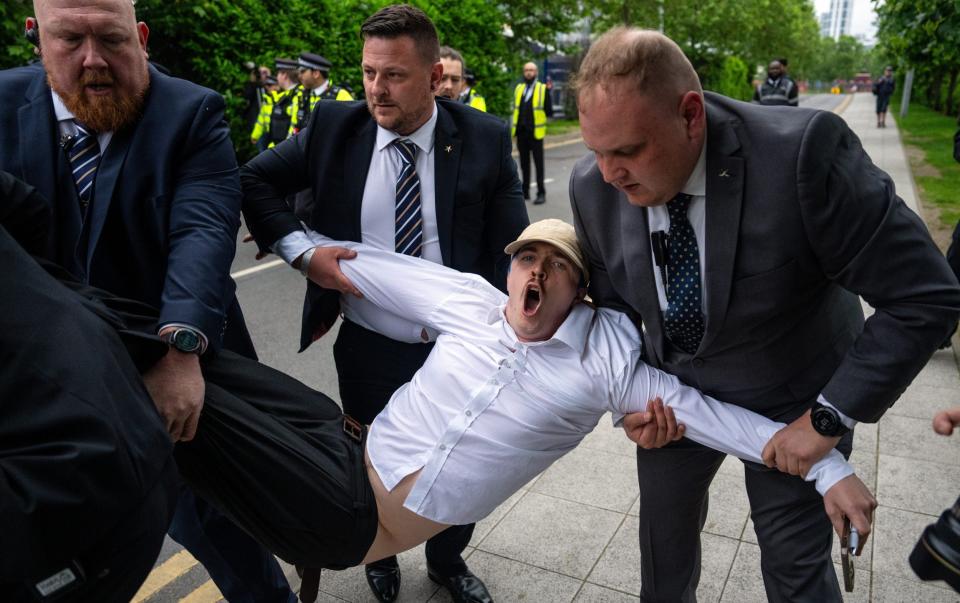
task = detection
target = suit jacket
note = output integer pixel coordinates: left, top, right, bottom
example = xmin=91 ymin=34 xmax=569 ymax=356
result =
xmin=0 ymin=64 xmax=246 ymax=353
xmin=0 ymin=220 xmax=174 ymax=584
xmin=571 ymin=92 xmax=960 ymax=423
xmin=242 ymin=97 xmax=528 ymax=350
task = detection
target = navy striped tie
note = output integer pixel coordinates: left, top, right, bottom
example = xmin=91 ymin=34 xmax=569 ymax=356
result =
xmin=663 ymin=193 xmax=705 ymax=354
xmin=68 ymin=122 xmax=101 ymax=208
xmin=393 ymin=139 xmax=423 ymax=257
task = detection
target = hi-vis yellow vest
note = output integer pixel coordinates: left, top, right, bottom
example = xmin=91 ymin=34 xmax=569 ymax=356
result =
xmin=512 ymin=81 xmax=546 ymax=140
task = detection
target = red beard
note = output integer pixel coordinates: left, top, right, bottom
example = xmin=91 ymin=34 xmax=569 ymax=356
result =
xmin=49 ymin=68 xmax=147 ymax=133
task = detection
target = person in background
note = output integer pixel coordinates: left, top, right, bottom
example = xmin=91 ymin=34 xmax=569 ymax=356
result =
xmin=873 ymin=66 xmax=896 ymax=128
xmin=512 ymin=61 xmax=553 ymax=204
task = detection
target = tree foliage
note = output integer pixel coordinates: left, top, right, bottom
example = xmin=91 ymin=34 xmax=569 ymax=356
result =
xmin=583 ymin=0 xmax=821 ymax=92
xmin=874 ymin=0 xmax=960 ymax=116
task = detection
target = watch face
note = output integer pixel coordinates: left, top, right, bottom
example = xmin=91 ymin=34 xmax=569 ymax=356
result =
xmin=173 ymin=329 xmax=200 ymax=352
xmin=813 ymin=408 xmax=839 ymax=435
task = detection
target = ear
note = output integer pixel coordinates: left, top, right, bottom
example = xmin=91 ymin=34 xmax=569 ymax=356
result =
xmin=429 ymin=61 xmax=443 ymax=93
xmin=137 ymin=22 xmax=150 ymax=54
xmin=679 ymin=91 xmax=705 ymax=141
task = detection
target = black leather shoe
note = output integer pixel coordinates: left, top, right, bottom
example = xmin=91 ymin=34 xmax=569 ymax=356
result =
xmin=428 ymin=566 xmax=493 ymax=603
xmin=534 ymin=192 xmax=546 ymax=205
xmin=365 ymin=564 xmax=401 ymax=602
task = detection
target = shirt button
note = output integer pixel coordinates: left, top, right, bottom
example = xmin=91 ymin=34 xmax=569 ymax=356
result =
xmin=465 ymin=410 xmax=472 ymax=417
xmin=439 ymin=444 xmax=446 ymax=451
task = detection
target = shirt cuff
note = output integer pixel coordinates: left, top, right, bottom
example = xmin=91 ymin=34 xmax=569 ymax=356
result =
xmin=817 ymin=395 xmax=858 ymax=429
xmin=807 ymin=448 xmax=856 ymax=496
xmin=158 ymin=323 xmax=209 ymax=354
xmin=271 ymin=227 xmax=321 ymax=265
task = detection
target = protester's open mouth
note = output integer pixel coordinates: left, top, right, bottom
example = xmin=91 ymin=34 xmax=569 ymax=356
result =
xmin=523 ymin=284 xmax=542 ymax=316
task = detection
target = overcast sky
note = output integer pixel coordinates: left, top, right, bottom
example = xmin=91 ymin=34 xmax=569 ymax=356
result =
xmin=814 ymin=0 xmax=878 ymax=41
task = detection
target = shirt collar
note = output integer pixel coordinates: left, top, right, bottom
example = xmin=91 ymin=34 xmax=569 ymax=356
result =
xmin=50 ymin=90 xmax=75 ymax=124
xmin=493 ymin=302 xmax=594 ymax=353
xmin=313 ymin=81 xmax=329 ymax=96
xmin=375 ymin=102 xmax=438 ymax=156
xmin=680 ymin=130 xmax=707 ymax=197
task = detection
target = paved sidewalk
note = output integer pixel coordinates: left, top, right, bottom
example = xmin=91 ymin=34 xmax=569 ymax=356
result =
xmin=276 ymin=93 xmax=960 ymax=602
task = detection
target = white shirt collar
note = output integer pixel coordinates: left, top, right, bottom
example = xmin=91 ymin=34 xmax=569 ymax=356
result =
xmin=493 ymin=302 xmax=593 ymax=353
xmin=313 ymin=81 xmax=329 ymax=96
xmin=680 ymin=131 xmax=707 ymax=197
xmin=375 ymin=102 xmax=438 ymax=156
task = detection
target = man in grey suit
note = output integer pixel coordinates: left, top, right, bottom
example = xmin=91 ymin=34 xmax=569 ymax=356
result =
xmin=570 ymin=28 xmax=960 ymax=602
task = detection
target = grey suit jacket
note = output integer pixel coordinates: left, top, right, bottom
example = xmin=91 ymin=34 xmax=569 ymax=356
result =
xmin=571 ymin=92 xmax=960 ymax=422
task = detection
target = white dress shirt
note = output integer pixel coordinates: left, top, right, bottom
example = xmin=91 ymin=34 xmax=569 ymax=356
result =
xmin=310 ymin=234 xmax=855 ymax=525
xmin=272 ymin=103 xmax=440 ymax=343
xmin=646 ymin=135 xmax=855 ymax=427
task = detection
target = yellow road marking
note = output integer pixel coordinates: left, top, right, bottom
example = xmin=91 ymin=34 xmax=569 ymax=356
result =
xmin=132 ymin=550 xmax=198 ymax=602
xmin=179 ymin=579 xmax=223 ymax=603
xmin=833 ymin=94 xmax=854 ymax=115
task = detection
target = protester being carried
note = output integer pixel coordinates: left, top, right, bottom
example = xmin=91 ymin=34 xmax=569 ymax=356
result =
xmin=175 ymin=220 xmax=876 ymax=579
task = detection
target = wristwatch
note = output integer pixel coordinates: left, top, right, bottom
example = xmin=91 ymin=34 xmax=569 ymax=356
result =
xmin=161 ymin=327 xmax=204 ymax=354
xmin=810 ymin=402 xmax=850 ymax=437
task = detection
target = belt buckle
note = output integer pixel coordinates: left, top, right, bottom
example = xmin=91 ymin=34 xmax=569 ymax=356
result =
xmin=343 ymin=415 xmax=364 ymax=443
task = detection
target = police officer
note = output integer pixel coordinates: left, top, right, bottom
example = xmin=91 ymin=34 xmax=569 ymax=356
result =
xmin=250 ymin=74 xmax=279 ymax=152
xmin=752 ymin=59 xmax=799 ymax=106
xmin=460 ymin=68 xmax=487 ymax=112
xmin=291 ymin=52 xmax=354 ymax=136
xmin=512 ymin=61 xmax=552 ymax=204
xmin=253 ymin=58 xmax=301 ymax=149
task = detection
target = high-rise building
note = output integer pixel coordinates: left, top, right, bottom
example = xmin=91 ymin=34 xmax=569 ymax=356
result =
xmin=824 ymin=0 xmax=854 ymax=39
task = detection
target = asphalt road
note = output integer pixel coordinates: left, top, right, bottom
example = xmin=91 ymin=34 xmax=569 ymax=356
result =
xmin=140 ymin=92 xmax=847 ymax=602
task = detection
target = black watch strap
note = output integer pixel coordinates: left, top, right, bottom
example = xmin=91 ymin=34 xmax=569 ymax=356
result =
xmin=810 ymin=402 xmax=850 ymax=437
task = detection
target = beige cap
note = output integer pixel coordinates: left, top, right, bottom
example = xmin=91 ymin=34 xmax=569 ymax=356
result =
xmin=504 ymin=219 xmax=589 ymax=282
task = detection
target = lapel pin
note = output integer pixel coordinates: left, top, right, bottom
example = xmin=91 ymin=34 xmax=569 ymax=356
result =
xmin=445 ymin=145 xmax=453 ymax=153
xmin=719 ymin=169 xmax=730 ymax=178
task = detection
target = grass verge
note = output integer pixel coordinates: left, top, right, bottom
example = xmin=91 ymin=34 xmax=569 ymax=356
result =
xmin=892 ymin=99 xmax=960 ymax=233
xmin=547 ymin=118 xmax=580 ymax=136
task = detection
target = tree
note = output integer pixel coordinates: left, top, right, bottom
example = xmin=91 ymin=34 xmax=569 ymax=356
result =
xmin=1 ymin=0 xmax=36 ymax=69
xmin=874 ymin=0 xmax=960 ymax=116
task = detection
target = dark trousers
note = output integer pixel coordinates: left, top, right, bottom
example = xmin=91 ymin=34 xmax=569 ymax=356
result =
xmin=516 ymin=129 xmax=545 ymax=197
xmin=636 ymin=433 xmax=853 ymax=603
xmin=334 ymin=319 xmax=475 ymax=577
xmin=168 ymin=491 xmax=296 ymax=603
xmin=174 ymin=349 xmax=379 ymax=570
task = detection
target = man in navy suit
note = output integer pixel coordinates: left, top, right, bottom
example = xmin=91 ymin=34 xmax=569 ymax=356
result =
xmin=0 ymin=1 xmax=295 ymax=600
xmin=242 ymin=6 xmax=528 ymax=601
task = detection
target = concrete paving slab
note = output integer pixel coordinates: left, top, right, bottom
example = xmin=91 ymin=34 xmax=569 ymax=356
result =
xmin=879 ymin=413 xmax=960 ymax=462
xmin=531 ymin=445 xmax=640 ymax=513
xmin=477 ymin=492 xmax=625 ymax=579
xmin=877 ymin=454 xmax=960 ymax=516
xmin=872 ymin=506 xmax=940 ymax=584
xmin=445 ymin=550 xmax=582 ymax=602
xmin=574 ymin=583 xmax=641 ymax=602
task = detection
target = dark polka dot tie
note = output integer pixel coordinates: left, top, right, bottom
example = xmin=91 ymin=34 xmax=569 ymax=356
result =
xmin=664 ymin=193 xmax=704 ymax=354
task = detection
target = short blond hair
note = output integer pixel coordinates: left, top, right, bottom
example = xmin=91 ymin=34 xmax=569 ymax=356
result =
xmin=574 ymin=28 xmax=701 ymax=102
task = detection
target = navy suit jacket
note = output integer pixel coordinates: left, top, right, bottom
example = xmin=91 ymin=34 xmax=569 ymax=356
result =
xmin=0 ymin=64 xmax=245 ymax=353
xmin=242 ymin=98 xmax=528 ymax=350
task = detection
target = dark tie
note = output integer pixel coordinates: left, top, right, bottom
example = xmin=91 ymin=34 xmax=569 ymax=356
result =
xmin=664 ymin=193 xmax=704 ymax=354
xmin=67 ymin=122 xmax=101 ymax=209
xmin=393 ymin=139 xmax=423 ymax=257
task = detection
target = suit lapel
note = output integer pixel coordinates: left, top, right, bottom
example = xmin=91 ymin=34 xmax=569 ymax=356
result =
xmin=700 ymin=103 xmax=744 ymax=352
xmin=17 ymin=73 xmax=61 ymax=220
xmin=83 ymin=125 xmax=133 ymax=272
xmin=345 ymin=119 xmax=377 ymax=241
xmin=620 ymin=198 xmax=666 ymax=364
xmin=433 ymin=104 xmax=461 ymax=265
